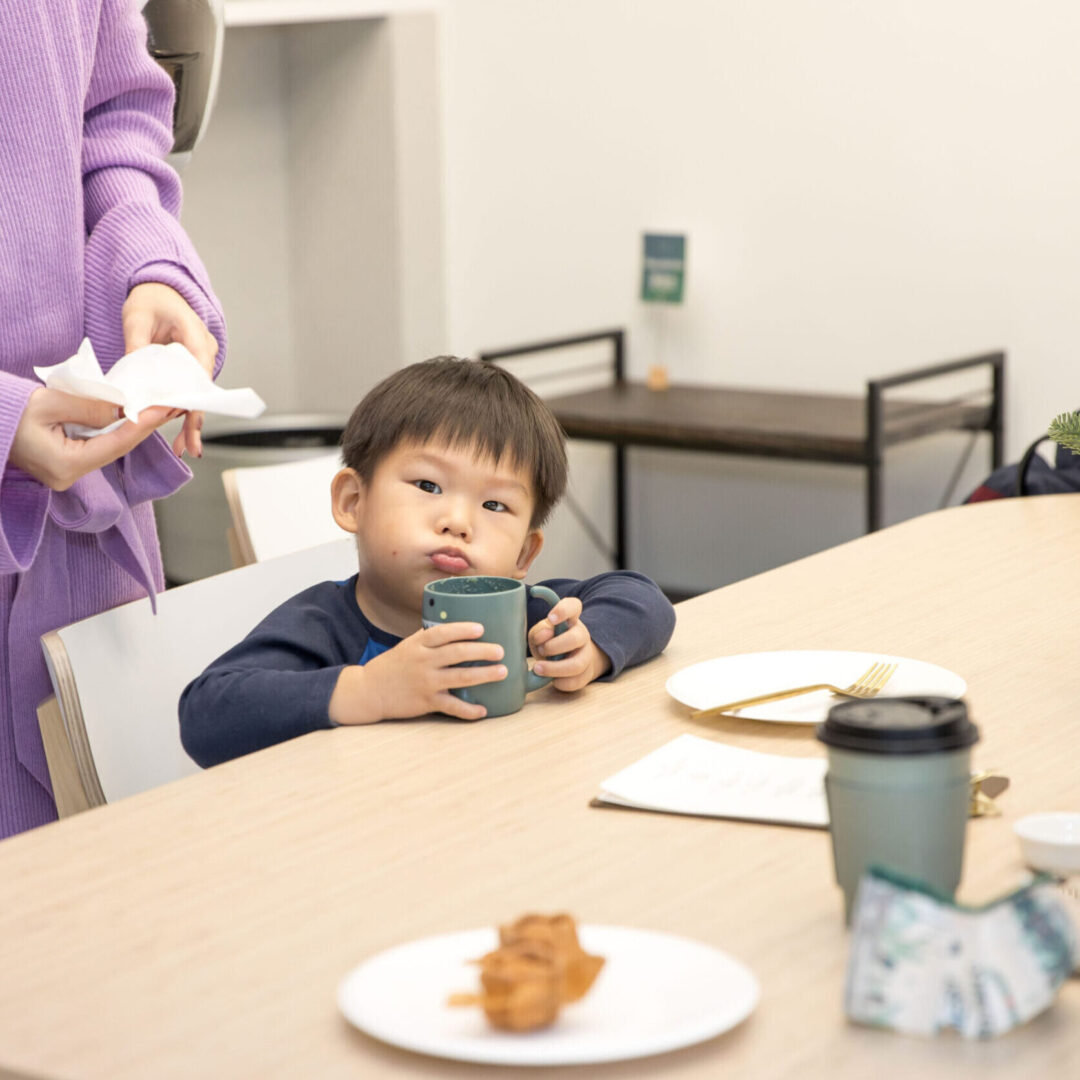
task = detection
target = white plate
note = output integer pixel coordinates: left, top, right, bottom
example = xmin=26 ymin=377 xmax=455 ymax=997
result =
xmin=666 ymin=649 xmax=966 ymax=725
xmin=337 ymin=925 xmax=759 ymax=1066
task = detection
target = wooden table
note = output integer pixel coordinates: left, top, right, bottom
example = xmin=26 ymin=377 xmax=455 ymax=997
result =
xmin=1 ymin=496 xmax=1078 ymax=1080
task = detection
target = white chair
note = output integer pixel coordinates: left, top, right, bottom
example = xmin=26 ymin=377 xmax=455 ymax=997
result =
xmin=37 ymin=537 xmax=358 ymax=817
xmin=222 ymin=452 xmax=345 ymax=566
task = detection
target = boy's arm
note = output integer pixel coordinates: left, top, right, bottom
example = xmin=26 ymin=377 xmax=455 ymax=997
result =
xmin=529 ymin=571 xmax=676 ymax=681
xmin=180 ymin=591 xmax=510 ymax=766
xmin=179 ymin=593 xmax=352 ymax=768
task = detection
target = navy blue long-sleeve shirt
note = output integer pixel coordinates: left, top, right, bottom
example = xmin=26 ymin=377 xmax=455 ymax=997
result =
xmin=179 ymin=571 xmax=675 ymax=768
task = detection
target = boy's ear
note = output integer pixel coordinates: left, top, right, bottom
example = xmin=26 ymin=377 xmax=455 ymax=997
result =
xmin=330 ymin=468 xmax=364 ymax=534
xmin=512 ymin=529 xmax=544 ymax=579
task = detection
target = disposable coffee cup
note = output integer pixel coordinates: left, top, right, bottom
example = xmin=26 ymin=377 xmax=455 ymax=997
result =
xmin=816 ymin=696 xmax=979 ymax=924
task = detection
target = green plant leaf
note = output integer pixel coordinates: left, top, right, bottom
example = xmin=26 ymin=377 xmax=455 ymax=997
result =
xmin=1048 ymin=411 xmax=1080 ymax=455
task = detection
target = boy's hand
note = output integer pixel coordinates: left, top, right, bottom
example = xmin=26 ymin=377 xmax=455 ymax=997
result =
xmin=529 ymin=597 xmax=611 ymax=692
xmin=328 ymin=622 xmax=507 ymax=724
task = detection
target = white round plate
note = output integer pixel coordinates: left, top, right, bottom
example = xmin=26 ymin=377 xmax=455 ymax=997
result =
xmin=337 ymin=925 xmax=759 ymax=1066
xmin=666 ymin=649 xmax=966 ymax=725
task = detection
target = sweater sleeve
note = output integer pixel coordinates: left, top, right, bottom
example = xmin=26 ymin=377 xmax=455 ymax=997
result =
xmin=529 ymin=571 xmax=676 ymax=680
xmin=179 ymin=589 xmax=354 ymax=768
xmin=0 ymin=372 xmax=51 ymax=575
xmin=81 ymin=0 xmax=226 ymax=375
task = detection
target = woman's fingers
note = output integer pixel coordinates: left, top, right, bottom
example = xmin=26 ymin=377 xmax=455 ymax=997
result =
xmin=184 ymin=411 xmax=205 ymax=457
xmin=73 ymin=406 xmax=175 ymax=472
xmin=169 ymin=412 xmax=205 ymax=459
xmin=189 ymin=325 xmax=219 ymax=375
xmin=10 ymin=391 xmax=177 ymax=490
xmin=171 ymin=426 xmax=187 ymax=459
xmin=121 ymin=303 xmax=156 ymax=354
xmin=38 ymin=390 xmax=121 ymax=429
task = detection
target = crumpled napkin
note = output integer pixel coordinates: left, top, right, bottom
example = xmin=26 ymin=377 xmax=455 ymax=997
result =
xmin=34 ymin=338 xmax=266 ymax=438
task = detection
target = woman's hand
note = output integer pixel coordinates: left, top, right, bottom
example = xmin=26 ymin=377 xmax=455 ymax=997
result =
xmin=10 ymin=389 xmax=179 ymax=492
xmin=122 ymin=282 xmax=218 ymax=459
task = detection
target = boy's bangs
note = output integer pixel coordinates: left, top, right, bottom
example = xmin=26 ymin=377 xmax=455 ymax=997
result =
xmin=426 ymin=419 xmax=529 ymax=475
xmin=342 ymin=357 xmax=568 ymax=527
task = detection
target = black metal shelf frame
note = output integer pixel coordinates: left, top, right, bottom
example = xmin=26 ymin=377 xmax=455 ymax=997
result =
xmin=482 ymin=331 xmax=1004 ymax=568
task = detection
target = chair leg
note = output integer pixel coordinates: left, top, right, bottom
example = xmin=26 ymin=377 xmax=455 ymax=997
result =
xmin=36 ymin=695 xmax=93 ymax=818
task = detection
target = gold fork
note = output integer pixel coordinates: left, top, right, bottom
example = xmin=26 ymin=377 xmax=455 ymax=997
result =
xmin=690 ymin=661 xmax=898 ymax=720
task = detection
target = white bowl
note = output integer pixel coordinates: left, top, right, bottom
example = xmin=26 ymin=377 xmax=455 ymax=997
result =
xmin=1014 ymin=812 xmax=1080 ymax=875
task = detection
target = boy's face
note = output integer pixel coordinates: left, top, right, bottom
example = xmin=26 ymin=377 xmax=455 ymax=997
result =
xmin=332 ymin=439 xmax=544 ymax=634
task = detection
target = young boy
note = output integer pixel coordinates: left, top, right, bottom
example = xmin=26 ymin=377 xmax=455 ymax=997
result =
xmin=179 ymin=358 xmax=676 ymax=767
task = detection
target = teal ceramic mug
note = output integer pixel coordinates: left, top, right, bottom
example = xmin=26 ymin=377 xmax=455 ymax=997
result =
xmin=422 ymin=576 xmax=568 ymax=718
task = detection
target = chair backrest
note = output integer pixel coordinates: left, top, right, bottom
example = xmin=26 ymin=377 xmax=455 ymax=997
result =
xmin=222 ymin=452 xmax=344 ymax=565
xmin=39 ymin=537 xmax=358 ymax=814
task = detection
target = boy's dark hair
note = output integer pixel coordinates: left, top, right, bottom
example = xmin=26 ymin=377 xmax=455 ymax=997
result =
xmin=341 ymin=357 xmax=568 ymax=527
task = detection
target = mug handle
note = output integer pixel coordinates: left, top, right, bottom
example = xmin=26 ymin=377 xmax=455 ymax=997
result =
xmin=525 ymin=585 xmax=570 ymax=692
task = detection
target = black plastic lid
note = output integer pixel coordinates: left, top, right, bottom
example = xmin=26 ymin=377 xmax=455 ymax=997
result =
xmin=815 ymin=696 xmax=979 ymax=755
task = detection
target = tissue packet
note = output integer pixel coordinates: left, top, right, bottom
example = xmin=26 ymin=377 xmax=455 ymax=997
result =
xmin=846 ymin=866 xmax=1076 ymax=1039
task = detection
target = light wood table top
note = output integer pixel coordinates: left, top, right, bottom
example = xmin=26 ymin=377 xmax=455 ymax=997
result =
xmin=1 ymin=496 xmax=1078 ymax=1080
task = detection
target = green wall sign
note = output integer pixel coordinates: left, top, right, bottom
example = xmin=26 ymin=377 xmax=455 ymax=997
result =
xmin=641 ymin=233 xmax=686 ymax=303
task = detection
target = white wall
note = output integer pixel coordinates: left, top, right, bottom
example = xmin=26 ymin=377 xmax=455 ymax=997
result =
xmin=437 ymin=0 xmax=1080 ymax=592
xmin=175 ymin=3 xmax=1079 ymax=592
xmin=180 ymin=14 xmax=447 ymax=417
xmin=180 ymin=27 xmax=297 ymax=412
xmin=165 ymin=13 xmax=448 ymax=582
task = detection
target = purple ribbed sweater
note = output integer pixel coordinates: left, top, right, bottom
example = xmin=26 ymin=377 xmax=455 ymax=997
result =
xmin=0 ymin=1 xmax=226 ymax=838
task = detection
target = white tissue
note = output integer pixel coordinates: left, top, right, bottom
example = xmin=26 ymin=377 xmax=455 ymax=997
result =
xmin=34 ymin=338 xmax=266 ymax=438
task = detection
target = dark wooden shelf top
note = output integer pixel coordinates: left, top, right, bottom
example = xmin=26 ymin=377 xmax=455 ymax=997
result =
xmin=547 ymin=382 xmax=993 ymax=464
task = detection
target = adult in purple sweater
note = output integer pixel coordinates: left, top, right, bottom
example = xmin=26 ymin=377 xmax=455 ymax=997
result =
xmin=0 ymin=2 xmax=226 ymax=837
